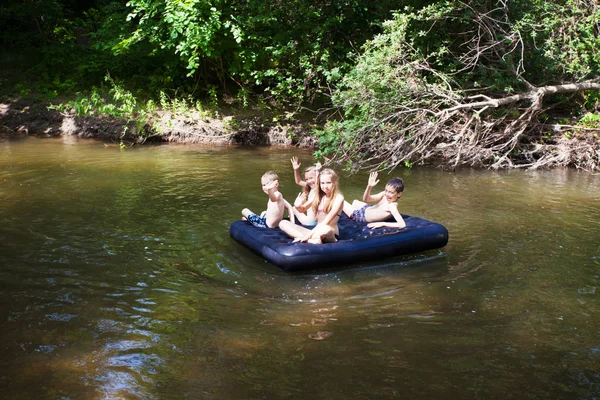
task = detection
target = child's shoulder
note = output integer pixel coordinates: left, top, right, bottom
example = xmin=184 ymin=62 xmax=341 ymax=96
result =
xmin=387 ymin=200 xmax=399 ymax=209
xmin=268 ymin=190 xmax=282 ymax=200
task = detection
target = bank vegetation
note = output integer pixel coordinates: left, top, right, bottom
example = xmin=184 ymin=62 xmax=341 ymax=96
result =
xmin=1 ymin=0 xmax=599 ymax=171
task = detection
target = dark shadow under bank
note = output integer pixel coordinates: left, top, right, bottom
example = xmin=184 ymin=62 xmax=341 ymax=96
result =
xmin=0 ymin=97 xmax=318 ymax=147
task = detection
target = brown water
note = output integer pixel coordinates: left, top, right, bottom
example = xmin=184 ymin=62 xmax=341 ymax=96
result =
xmin=1 ymin=136 xmax=599 ymax=399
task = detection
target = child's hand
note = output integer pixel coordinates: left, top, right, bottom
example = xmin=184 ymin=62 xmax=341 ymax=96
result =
xmin=302 ymin=233 xmax=313 ymax=242
xmin=294 ymin=192 xmax=307 ymax=207
xmin=314 ymin=161 xmax=322 ymax=171
xmin=293 ymin=235 xmax=309 ymax=243
xmin=367 ymin=222 xmax=385 ymax=229
xmin=290 ymin=156 xmax=301 ymax=170
xmin=368 ymin=172 xmax=380 ymax=188
xmin=265 ymin=180 xmax=278 ymax=191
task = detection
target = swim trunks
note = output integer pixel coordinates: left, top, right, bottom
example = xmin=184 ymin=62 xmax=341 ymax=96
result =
xmin=247 ymin=212 xmax=268 ymax=228
xmin=350 ymin=205 xmax=371 ymax=223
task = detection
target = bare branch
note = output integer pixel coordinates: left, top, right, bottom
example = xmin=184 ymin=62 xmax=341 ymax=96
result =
xmin=439 ymin=80 xmax=600 ymax=115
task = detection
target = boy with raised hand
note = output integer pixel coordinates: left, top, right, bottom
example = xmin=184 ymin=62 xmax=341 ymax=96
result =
xmin=342 ymin=172 xmax=406 ymax=229
xmin=242 ymin=171 xmax=295 ymax=228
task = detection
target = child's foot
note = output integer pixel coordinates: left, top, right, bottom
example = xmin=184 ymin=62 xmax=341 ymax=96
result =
xmin=242 ymin=217 xmax=247 ymax=221
xmin=320 ymin=233 xmax=336 ymax=243
xmin=307 ymin=237 xmax=322 ymax=244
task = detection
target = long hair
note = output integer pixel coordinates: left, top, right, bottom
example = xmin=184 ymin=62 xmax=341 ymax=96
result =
xmin=302 ymin=166 xmax=316 ymax=196
xmin=311 ymin=168 xmax=340 ymax=215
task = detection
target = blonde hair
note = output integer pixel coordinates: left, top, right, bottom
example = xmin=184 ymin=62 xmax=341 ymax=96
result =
xmin=311 ymin=168 xmax=340 ymax=215
xmin=261 ymin=171 xmax=278 ymax=182
xmin=304 ymin=166 xmax=316 ymax=175
xmin=301 ymin=165 xmax=317 ymax=196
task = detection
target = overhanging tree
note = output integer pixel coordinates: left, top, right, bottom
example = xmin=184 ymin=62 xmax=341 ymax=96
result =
xmin=116 ymin=0 xmax=407 ymax=103
xmin=317 ymin=0 xmax=600 ymax=171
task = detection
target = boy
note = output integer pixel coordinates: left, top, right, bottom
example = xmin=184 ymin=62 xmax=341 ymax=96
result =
xmin=242 ymin=171 xmax=295 ymax=228
xmin=342 ymin=172 xmax=406 ymax=229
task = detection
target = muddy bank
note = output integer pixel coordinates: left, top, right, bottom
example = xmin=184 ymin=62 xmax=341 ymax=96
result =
xmin=0 ymin=98 xmax=318 ymax=148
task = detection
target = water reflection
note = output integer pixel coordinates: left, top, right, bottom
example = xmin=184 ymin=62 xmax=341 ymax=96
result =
xmin=1 ymin=137 xmax=599 ymax=399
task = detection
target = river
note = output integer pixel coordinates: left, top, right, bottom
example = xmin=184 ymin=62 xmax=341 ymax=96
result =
xmin=1 ymin=136 xmax=599 ymax=399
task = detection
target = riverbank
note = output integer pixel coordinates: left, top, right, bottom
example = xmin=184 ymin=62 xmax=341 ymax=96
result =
xmin=2 ymin=96 xmax=599 ymax=172
xmin=0 ymin=97 xmax=318 ymax=148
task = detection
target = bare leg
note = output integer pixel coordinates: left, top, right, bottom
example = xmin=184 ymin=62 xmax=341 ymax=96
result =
xmin=318 ymin=225 xmax=337 ymax=243
xmin=321 ymin=229 xmax=337 ymax=243
xmin=351 ymin=200 xmax=367 ymax=209
xmin=342 ymin=201 xmax=355 ymax=217
xmin=343 ymin=200 xmax=367 ymax=217
xmin=242 ymin=208 xmax=254 ymax=218
xmin=308 ymin=225 xmax=336 ymax=243
xmin=279 ymin=220 xmax=310 ymax=240
xmin=293 ymin=208 xmax=315 ymax=226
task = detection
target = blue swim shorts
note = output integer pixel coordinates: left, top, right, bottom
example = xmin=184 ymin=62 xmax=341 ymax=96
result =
xmin=247 ymin=212 xmax=268 ymax=228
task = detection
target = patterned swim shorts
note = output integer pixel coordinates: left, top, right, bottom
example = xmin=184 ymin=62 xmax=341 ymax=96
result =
xmin=350 ymin=205 xmax=371 ymax=223
xmin=247 ymin=212 xmax=268 ymax=228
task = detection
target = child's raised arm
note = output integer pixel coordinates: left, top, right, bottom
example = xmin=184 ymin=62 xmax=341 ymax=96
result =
xmin=265 ymin=180 xmax=281 ymax=203
xmin=363 ymin=172 xmax=385 ymax=203
xmin=290 ymin=156 xmax=306 ymax=188
xmin=283 ymin=199 xmax=295 ymax=225
xmin=293 ymin=191 xmax=308 ymax=208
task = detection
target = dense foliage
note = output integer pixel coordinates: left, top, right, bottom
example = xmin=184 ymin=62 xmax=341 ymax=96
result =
xmin=1 ymin=0 xmax=599 ymax=170
xmin=316 ymin=0 xmax=600 ymax=171
xmin=1 ymin=0 xmax=408 ymax=104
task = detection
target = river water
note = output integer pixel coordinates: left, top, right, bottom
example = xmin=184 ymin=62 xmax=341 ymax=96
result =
xmin=1 ymin=136 xmax=599 ymax=399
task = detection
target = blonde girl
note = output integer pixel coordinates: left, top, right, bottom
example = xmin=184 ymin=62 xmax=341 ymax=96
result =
xmin=289 ymin=156 xmax=321 ymax=226
xmin=279 ymin=168 xmax=344 ymax=244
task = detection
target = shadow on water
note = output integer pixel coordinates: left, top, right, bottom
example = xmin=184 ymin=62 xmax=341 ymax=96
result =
xmin=285 ymin=251 xmax=450 ymax=288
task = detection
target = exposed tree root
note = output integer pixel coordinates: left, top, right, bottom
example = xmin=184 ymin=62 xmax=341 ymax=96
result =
xmin=326 ymin=80 xmax=600 ymax=172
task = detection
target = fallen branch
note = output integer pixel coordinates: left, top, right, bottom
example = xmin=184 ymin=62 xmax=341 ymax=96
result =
xmin=441 ymin=80 xmax=600 ymax=114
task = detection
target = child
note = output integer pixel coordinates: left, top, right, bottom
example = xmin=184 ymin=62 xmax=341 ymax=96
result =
xmin=279 ymin=168 xmax=344 ymax=244
xmin=342 ymin=172 xmax=406 ymax=229
xmin=289 ymin=156 xmax=321 ymax=226
xmin=242 ymin=171 xmax=295 ymax=228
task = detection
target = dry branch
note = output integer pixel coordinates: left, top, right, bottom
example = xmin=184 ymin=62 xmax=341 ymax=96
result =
xmin=442 ymin=80 xmax=600 ymax=114
xmin=326 ymin=79 xmax=600 ymax=172
xmin=323 ymin=1 xmax=600 ymax=172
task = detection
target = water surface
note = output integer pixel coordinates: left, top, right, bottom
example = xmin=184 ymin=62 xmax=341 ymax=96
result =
xmin=1 ymin=137 xmax=599 ymax=399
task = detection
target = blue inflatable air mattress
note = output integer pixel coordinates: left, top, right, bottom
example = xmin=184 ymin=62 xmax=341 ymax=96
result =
xmin=229 ymin=214 xmax=448 ymax=272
